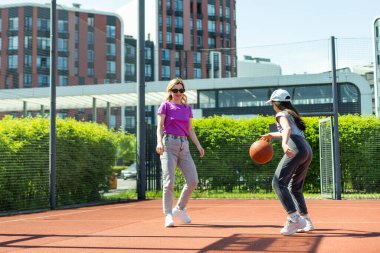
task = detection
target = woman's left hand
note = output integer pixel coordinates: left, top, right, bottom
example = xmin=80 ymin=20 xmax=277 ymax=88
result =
xmin=197 ymin=145 xmax=205 ymax=158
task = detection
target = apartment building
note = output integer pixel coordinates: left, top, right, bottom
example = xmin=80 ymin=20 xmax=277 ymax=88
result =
xmin=119 ymin=0 xmax=237 ymax=81
xmin=0 ymin=3 xmax=123 ymax=89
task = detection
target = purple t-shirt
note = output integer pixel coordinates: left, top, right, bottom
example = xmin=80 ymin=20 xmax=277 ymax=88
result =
xmin=157 ymin=101 xmax=193 ymax=136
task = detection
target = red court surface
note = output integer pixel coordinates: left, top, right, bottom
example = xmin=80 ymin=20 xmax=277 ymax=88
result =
xmin=0 ymin=199 xmax=379 ymax=253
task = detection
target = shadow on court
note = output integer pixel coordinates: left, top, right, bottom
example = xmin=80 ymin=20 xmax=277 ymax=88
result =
xmin=0 ymin=199 xmax=379 ymax=253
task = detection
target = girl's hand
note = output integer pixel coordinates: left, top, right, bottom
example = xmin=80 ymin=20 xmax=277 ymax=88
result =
xmin=282 ymin=143 xmax=295 ymax=158
xmin=261 ymin=133 xmax=272 ymax=141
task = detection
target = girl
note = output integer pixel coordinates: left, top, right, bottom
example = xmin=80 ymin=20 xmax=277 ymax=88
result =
xmin=261 ymin=89 xmax=314 ymax=235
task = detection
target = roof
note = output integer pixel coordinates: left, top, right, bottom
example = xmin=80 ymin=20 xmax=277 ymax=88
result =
xmin=0 ymin=73 xmax=372 ymax=114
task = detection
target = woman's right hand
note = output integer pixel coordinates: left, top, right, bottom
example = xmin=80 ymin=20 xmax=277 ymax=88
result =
xmin=156 ymin=142 xmax=164 ymax=155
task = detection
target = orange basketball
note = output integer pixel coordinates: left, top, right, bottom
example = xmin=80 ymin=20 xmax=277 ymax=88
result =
xmin=249 ymin=140 xmax=274 ymax=164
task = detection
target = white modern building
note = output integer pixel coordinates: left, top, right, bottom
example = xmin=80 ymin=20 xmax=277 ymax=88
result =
xmin=237 ymin=56 xmax=282 ymax=77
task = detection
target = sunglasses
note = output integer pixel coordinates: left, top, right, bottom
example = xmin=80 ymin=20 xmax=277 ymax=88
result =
xmin=171 ymin=88 xmax=185 ymax=93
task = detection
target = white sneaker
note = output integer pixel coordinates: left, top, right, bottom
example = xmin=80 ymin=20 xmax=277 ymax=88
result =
xmin=172 ymin=206 xmax=192 ymax=224
xmin=280 ymin=216 xmax=306 ymax=236
xmin=164 ymin=214 xmax=174 ymax=227
xmin=298 ymin=217 xmax=315 ymax=232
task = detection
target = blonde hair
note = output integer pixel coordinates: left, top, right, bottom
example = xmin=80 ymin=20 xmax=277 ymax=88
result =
xmin=165 ymin=77 xmax=188 ymax=104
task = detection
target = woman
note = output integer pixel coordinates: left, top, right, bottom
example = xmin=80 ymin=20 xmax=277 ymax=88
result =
xmin=261 ymin=89 xmax=314 ymax=236
xmin=156 ymin=78 xmax=205 ymax=227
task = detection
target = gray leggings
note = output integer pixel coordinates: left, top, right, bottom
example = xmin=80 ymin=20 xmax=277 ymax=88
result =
xmin=272 ymin=135 xmax=313 ymax=215
xmin=160 ymin=136 xmax=199 ymax=215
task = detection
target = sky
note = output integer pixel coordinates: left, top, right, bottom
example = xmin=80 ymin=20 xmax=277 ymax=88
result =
xmin=2 ymin=0 xmax=380 ymax=74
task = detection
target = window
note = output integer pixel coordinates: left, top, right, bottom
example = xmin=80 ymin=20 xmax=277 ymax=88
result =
xmin=107 ymin=61 xmax=116 ymax=74
xmin=38 ymin=75 xmax=50 ymax=87
xmin=88 ymin=17 xmax=94 ymax=26
xmin=190 ymin=18 xmax=193 ymax=30
xmin=174 ymin=0 xmax=183 ymax=11
xmin=293 ymin=86 xmax=333 ymax=104
xmin=126 ymin=44 xmax=135 ymax=58
xmin=59 ymin=75 xmax=68 ymax=86
xmin=194 ymin=52 xmax=201 ymax=64
xmin=8 ymin=55 xmax=18 ymax=69
xmin=162 ymin=65 xmax=170 ymax=79
xmin=58 ymin=57 xmax=68 ymax=70
xmin=9 ymin=17 xmax=18 ymax=31
xmin=208 ymin=20 xmax=216 ymax=32
xmin=87 ymin=67 xmax=94 ymax=76
xmin=145 ymin=47 xmax=152 ymax=60
xmin=106 ymin=25 xmax=116 ymax=37
xmin=8 ymin=36 xmax=18 ymax=50
xmin=37 ymin=37 xmax=50 ymax=50
xmin=166 ymin=32 xmax=172 ymax=44
xmin=24 ymin=36 xmax=32 ymax=49
xmin=166 ymin=16 xmax=172 ymax=27
xmin=225 ymin=54 xmax=231 ymax=66
xmin=24 ymin=55 xmax=32 ymax=67
xmin=175 ymin=66 xmax=181 ymax=77
xmin=37 ymin=18 xmax=50 ymax=31
xmin=37 ymin=56 xmax=50 ymax=68
xmin=208 ymin=4 xmax=216 ymax=16
xmin=75 ymin=49 xmax=79 ymax=61
xmin=226 ymin=7 xmax=230 ymax=18
xmin=107 ymin=43 xmax=116 ymax=56
xmin=126 ymin=63 xmax=135 ymax=75
xmin=166 ymin=0 xmax=171 ymax=9
xmin=208 ymin=37 xmax=216 ymax=48
xmin=58 ymin=20 xmax=68 ymax=32
xmin=25 ymin=17 xmax=32 ymax=30
xmin=194 ymin=68 xmax=202 ymax=79
xmin=196 ymin=19 xmax=202 ymax=30
xmin=162 ymin=49 xmax=170 ymax=61
xmin=218 ymin=88 xmax=269 ymax=108
xmin=197 ymin=36 xmax=202 ymax=48
xmin=88 ymin=50 xmax=94 ymax=63
xmin=24 ymin=74 xmax=32 ymax=87
xmin=88 ymin=31 xmax=94 ymax=45
xmin=199 ymin=91 xmax=216 ymax=108
xmin=58 ymin=38 xmax=68 ymax=52
xmin=226 ymin=23 xmax=230 ymax=34
xmin=75 ymin=31 xmax=79 ymax=43
xmin=159 ymin=15 xmax=163 ymax=26
xmin=145 ymin=64 xmax=152 ymax=77
xmin=174 ymin=16 xmax=183 ymax=28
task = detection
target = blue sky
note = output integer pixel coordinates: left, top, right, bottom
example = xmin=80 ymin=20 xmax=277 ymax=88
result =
xmin=3 ymin=0 xmax=380 ymax=73
xmin=4 ymin=0 xmax=380 ymax=44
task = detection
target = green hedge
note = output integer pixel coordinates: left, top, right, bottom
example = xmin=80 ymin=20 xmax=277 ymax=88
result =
xmin=187 ymin=115 xmax=380 ymax=194
xmin=0 ymin=116 xmax=129 ymax=212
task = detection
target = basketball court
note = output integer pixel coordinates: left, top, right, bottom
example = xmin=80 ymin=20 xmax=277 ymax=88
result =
xmin=1 ymin=199 xmax=379 ymax=253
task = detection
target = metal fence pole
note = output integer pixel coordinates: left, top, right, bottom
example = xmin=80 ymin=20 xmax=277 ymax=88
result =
xmin=137 ymin=0 xmax=146 ymax=200
xmin=330 ymin=36 xmax=342 ymax=200
xmin=49 ymin=0 xmax=57 ymax=209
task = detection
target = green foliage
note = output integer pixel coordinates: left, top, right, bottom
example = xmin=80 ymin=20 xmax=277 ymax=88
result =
xmin=185 ymin=115 xmax=380 ymax=194
xmin=115 ymin=131 xmax=136 ymax=165
xmin=0 ymin=116 xmax=125 ymax=212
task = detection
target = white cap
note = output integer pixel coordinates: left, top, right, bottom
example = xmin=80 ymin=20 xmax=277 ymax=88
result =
xmin=265 ymin=89 xmax=291 ymax=104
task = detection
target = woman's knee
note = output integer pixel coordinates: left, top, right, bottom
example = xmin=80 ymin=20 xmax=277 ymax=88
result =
xmin=187 ymin=178 xmax=199 ymax=190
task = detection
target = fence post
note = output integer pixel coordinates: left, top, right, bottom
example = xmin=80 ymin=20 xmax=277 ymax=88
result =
xmin=330 ymin=36 xmax=342 ymax=200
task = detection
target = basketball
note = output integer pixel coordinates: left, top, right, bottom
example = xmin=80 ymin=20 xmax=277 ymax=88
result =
xmin=249 ymin=140 xmax=274 ymax=164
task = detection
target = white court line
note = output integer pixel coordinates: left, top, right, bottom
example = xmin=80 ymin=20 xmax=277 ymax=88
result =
xmin=0 ymin=204 xmax=137 ymax=224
